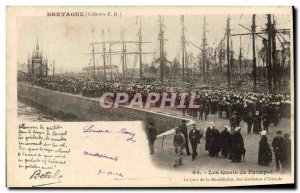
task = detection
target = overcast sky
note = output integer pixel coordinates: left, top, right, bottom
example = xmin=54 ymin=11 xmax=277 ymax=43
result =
xmin=17 ymin=14 xmax=290 ymax=73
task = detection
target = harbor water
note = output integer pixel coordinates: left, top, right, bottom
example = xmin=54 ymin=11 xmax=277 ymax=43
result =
xmin=18 ymin=100 xmax=62 ymax=121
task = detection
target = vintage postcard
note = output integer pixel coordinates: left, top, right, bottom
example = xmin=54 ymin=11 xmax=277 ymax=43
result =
xmin=6 ymin=6 xmax=294 ymax=187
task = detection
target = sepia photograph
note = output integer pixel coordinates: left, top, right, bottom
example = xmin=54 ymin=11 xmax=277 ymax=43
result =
xmin=7 ymin=6 xmax=295 ymax=187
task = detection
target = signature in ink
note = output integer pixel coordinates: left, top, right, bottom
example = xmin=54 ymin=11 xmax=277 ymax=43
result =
xmin=98 ymin=169 xmax=124 ymax=178
xmin=118 ymin=128 xmax=136 ymax=143
xmin=83 ymin=150 xmax=119 ymax=161
xmin=30 ymin=169 xmax=63 ymax=180
xmin=83 ymin=124 xmax=111 ymax=134
xmin=82 ymin=125 xmax=136 ymax=143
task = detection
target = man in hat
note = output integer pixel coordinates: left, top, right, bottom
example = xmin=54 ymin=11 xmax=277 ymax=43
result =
xmin=204 ymin=103 xmax=209 ymax=121
xmin=262 ymin=112 xmax=270 ymax=133
xmin=272 ymin=130 xmax=285 ymax=172
xmin=227 ymin=102 xmax=233 ymax=119
xmin=173 ymin=127 xmax=186 ymax=167
xmin=198 ymin=103 xmax=204 ymax=120
xmin=270 ymin=103 xmax=280 ymax=126
xmin=182 ymin=96 xmax=190 ymax=116
xmin=244 ymin=111 xmax=254 ymax=134
xmin=230 ymin=112 xmax=239 ymax=133
xmin=178 ymin=120 xmax=191 ymax=155
xmin=231 ymin=127 xmax=245 ymax=163
xmin=189 ymin=123 xmax=202 ymax=160
xmin=147 ymin=121 xmax=157 ymax=155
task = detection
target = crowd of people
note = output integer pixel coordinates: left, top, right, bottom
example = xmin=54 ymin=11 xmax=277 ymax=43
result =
xmin=20 ymin=75 xmax=292 ymax=173
xmin=21 ymin=76 xmax=291 ymax=129
xmin=147 ymin=120 xmax=291 ymax=173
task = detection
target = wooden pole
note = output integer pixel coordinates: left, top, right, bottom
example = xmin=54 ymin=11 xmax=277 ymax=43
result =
xmin=92 ymin=29 xmax=96 ymax=77
xmin=239 ymin=36 xmax=242 ymax=75
xmin=181 ymin=15 xmax=185 ymax=81
xmin=121 ymin=29 xmax=125 ymax=80
xmin=219 ymin=40 xmax=223 ymax=79
xmin=53 ymin=60 xmax=55 ymax=76
xmin=252 ymin=14 xmax=257 ymax=92
xmin=267 ymin=14 xmax=273 ymax=93
xmin=102 ymin=30 xmax=107 ymax=81
xmin=159 ymin=16 xmax=164 ymax=83
xmin=139 ymin=16 xmax=143 ymax=80
xmin=202 ymin=16 xmax=207 ymax=83
xmin=226 ymin=15 xmax=231 ymax=89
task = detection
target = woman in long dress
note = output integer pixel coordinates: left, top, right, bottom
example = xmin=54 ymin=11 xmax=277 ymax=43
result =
xmin=205 ymin=123 xmax=213 ymax=153
xmin=231 ymin=127 xmax=244 ymax=163
xmin=253 ymin=111 xmax=262 ymax=134
xmin=258 ymin=132 xmax=272 ymax=166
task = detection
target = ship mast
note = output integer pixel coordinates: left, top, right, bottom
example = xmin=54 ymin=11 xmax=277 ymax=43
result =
xmin=136 ymin=16 xmax=154 ymax=81
xmin=219 ymin=39 xmax=223 ymax=79
xmin=231 ymin=14 xmax=265 ymax=92
xmin=45 ymin=55 xmax=48 ymax=77
xmin=85 ymin=19 xmax=154 ymax=82
xmin=272 ymin=15 xmax=278 ymax=92
xmin=108 ymin=28 xmax=113 ymax=82
xmin=159 ymin=16 xmax=165 ymax=83
xmin=121 ymin=28 xmax=127 ymax=80
xmin=102 ymin=29 xmax=107 ymax=81
xmin=139 ymin=16 xmax=143 ymax=80
xmin=181 ymin=15 xmax=186 ymax=81
xmin=53 ymin=60 xmax=55 ymax=76
xmin=251 ymin=14 xmax=257 ymax=92
xmin=202 ymin=16 xmax=207 ymax=83
xmin=27 ymin=53 xmax=31 ymax=74
xmin=91 ymin=27 xmax=96 ymax=77
xmin=226 ymin=15 xmax=231 ymax=89
xmin=239 ymin=36 xmax=242 ymax=75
